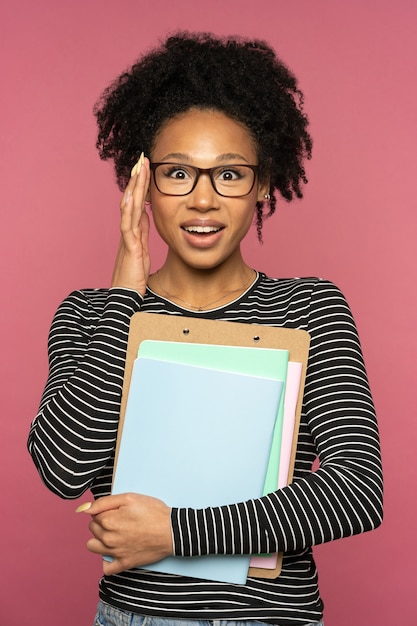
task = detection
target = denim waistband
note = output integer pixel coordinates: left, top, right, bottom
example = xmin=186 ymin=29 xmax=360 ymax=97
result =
xmin=93 ymin=601 xmax=324 ymax=626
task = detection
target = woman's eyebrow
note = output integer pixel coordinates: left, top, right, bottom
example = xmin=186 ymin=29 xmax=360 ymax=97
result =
xmin=157 ymin=152 xmax=250 ymax=163
xmin=215 ymin=153 xmax=249 ymax=163
xmin=158 ymin=152 xmax=191 ymax=162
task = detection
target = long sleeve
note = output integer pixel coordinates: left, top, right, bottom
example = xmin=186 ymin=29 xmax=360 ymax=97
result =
xmin=171 ymin=280 xmax=383 ymax=557
xmin=27 ymin=288 xmax=143 ymax=498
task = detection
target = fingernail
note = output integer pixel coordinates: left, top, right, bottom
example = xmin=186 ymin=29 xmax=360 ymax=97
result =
xmin=75 ymin=502 xmax=92 ymax=513
xmin=131 ymin=152 xmax=144 ymax=178
xmin=135 ymin=153 xmax=144 ymax=176
xmin=124 ymin=190 xmax=132 ymax=205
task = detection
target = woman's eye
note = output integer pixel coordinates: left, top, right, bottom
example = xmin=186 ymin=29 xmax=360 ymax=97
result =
xmin=217 ymin=168 xmax=241 ymax=181
xmin=164 ymin=166 xmax=191 ymax=180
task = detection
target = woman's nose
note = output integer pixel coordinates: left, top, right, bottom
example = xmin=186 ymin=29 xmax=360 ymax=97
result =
xmin=188 ymin=173 xmax=219 ymax=210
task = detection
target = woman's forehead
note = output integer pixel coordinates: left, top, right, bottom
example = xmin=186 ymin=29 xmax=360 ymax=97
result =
xmin=151 ymin=108 xmax=258 ymax=164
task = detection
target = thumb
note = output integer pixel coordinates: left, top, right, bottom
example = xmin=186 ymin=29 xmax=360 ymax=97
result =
xmin=75 ymin=494 xmax=124 ymax=515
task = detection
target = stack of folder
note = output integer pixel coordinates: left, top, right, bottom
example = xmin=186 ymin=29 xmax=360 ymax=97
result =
xmin=112 ymin=313 xmax=310 ymax=585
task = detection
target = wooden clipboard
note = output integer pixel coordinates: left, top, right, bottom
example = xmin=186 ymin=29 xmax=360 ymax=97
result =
xmin=115 ymin=312 xmax=310 ymax=580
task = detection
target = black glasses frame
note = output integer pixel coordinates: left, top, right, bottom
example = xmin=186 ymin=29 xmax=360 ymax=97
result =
xmin=150 ymin=162 xmax=259 ymax=197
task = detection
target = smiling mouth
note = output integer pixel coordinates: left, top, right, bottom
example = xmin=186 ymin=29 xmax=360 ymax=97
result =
xmin=182 ymin=226 xmax=223 ymax=234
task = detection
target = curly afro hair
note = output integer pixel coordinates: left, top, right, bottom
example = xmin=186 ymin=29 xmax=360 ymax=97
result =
xmin=94 ymin=31 xmax=312 ymax=239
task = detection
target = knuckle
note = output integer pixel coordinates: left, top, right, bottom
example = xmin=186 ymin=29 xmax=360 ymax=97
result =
xmin=101 ymin=531 xmax=112 ymax=547
xmin=124 ymin=492 xmax=138 ymax=507
xmin=101 ymin=516 xmax=115 ymax=532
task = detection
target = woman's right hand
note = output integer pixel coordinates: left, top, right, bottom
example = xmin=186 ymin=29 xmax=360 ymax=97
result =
xmin=111 ymin=154 xmax=151 ymax=296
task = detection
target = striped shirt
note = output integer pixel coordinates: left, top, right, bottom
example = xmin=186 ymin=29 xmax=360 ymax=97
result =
xmin=28 ymin=273 xmax=383 ymax=624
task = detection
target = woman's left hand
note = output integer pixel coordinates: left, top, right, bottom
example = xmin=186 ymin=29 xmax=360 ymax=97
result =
xmin=78 ymin=493 xmax=173 ymax=575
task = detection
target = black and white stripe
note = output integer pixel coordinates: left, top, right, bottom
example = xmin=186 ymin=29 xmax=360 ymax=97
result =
xmin=28 ymin=274 xmax=383 ymax=624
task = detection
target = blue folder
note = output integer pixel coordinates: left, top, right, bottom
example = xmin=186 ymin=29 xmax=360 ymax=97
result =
xmin=137 ymin=341 xmax=289 ymax=497
xmin=112 ymin=356 xmax=283 ymax=584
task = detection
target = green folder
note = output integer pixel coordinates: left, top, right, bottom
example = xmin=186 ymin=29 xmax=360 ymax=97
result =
xmin=137 ymin=340 xmax=289 ymax=496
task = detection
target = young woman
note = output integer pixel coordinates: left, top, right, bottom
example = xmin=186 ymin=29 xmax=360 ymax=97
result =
xmin=28 ymin=32 xmax=383 ymax=626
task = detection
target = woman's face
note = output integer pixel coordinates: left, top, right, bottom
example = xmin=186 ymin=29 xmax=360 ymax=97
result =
xmin=149 ymin=108 xmax=268 ymax=272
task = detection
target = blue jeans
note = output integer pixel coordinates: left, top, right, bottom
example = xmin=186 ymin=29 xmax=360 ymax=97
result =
xmin=93 ymin=601 xmax=324 ymax=626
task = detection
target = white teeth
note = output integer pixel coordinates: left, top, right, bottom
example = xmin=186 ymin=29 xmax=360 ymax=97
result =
xmin=184 ymin=226 xmax=221 ymax=233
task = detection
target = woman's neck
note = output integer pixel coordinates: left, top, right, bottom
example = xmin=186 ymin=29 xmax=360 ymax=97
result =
xmin=147 ymin=258 xmax=256 ymax=311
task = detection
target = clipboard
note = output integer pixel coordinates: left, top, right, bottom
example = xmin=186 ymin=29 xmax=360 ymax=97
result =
xmin=115 ymin=312 xmax=310 ymax=580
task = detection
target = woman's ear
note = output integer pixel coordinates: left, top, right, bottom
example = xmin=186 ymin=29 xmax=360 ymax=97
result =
xmin=257 ymin=180 xmax=271 ymax=203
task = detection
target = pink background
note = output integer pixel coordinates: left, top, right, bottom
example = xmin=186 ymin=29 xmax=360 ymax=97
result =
xmin=1 ymin=1 xmax=415 ymax=624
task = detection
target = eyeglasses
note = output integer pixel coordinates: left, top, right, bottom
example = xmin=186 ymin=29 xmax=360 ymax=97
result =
xmin=150 ymin=162 xmax=259 ymax=197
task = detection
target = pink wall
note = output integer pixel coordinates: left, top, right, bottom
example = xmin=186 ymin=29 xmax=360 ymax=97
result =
xmin=1 ymin=1 xmax=415 ymax=624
